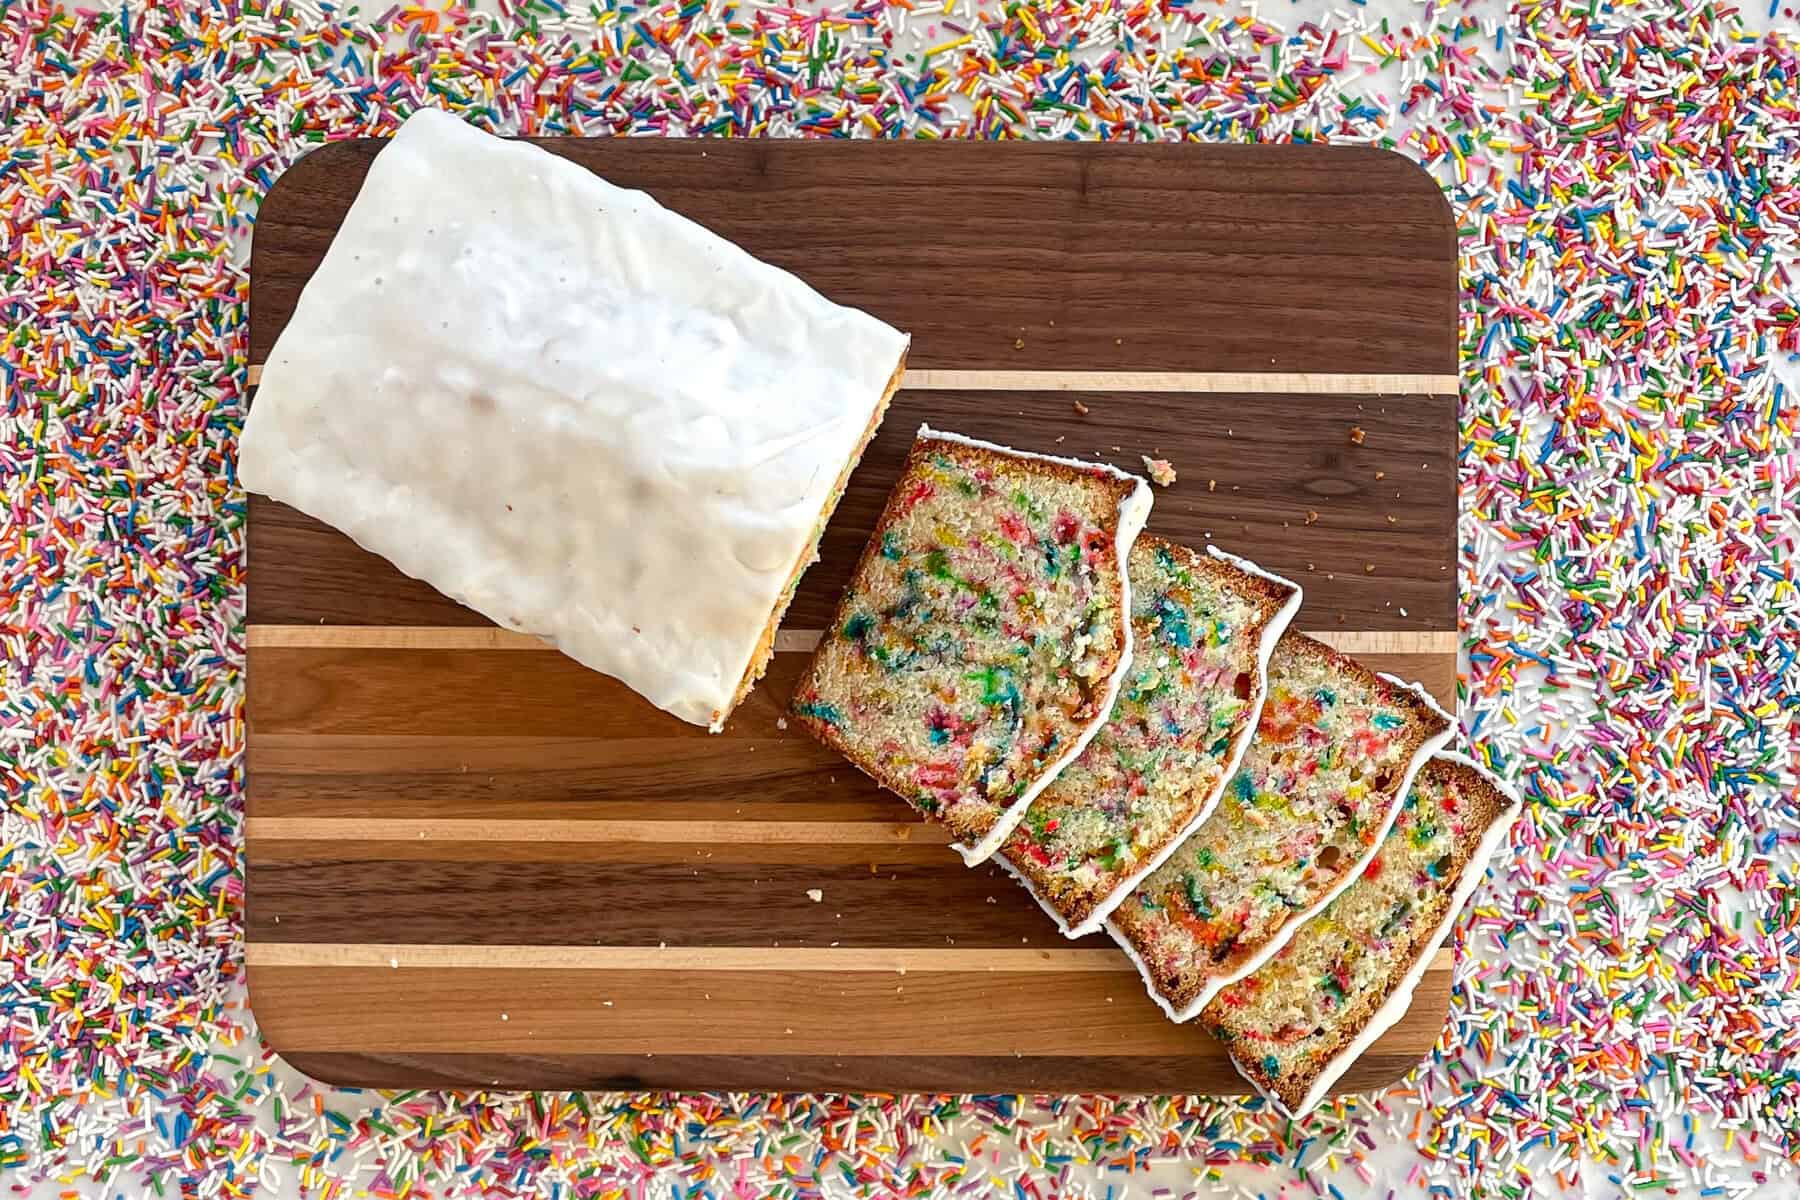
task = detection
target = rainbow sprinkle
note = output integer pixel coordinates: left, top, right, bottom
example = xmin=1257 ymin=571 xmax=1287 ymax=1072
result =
xmin=3 ymin=0 xmax=1797 ymax=1195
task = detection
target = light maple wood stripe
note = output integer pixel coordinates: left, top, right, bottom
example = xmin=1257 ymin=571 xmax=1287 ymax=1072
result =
xmin=1311 ymin=630 xmax=1460 ymax=655
xmin=246 ymin=817 xmax=953 ymax=845
xmin=247 ymin=625 xmax=1458 ymax=655
xmin=901 ymin=370 xmax=1458 ymax=394
xmin=244 ymin=364 xmax=1456 ymax=394
xmin=246 ymin=943 xmax=1454 ymax=972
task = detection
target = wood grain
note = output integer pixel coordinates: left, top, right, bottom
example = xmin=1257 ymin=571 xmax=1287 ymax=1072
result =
xmin=247 ymin=624 xmax=1459 ymax=654
xmin=244 ymin=364 xmax=1460 ymax=393
xmin=252 ymin=138 xmax=1455 ymax=374
xmin=247 ymin=645 xmax=1454 ymax=740
xmin=265 ymin=1048 xmax=1440 ymax=1094
xmin=248 ymin=384 xmax=1457 ymax=631
xmin=250 ymin=964 xmax=1453 ymax=1058
xmin=245 ymin=135 xmax=1461 ymax=1096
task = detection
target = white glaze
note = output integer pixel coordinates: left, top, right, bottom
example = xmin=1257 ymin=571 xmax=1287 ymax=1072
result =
xmin=1273 ymin=751 xmax=1521 ymax=1118
xmin=1108 ymin=670 xmax=1457 ymax=1022
xmin=1061 ymin=548 xmax=1302 ymax=937
xmin=239 ymin=109 xmax=908 ymax=730
xmin=922 ymin=425 xmax=1154 ymax=866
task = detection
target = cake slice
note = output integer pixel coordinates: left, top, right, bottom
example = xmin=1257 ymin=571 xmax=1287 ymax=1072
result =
xmin=792 ymin=426 xmax=1152 ymax=865
xmin=239 ymin=109 xmax=909 ymax=731
xmin=1201 ymin=754 xmax=1520 ymax=1116
xmin=1109 ymin=632 xmax=1453 ymax=1021
xmin=995 ymin=537 xmax=1300 ymax=937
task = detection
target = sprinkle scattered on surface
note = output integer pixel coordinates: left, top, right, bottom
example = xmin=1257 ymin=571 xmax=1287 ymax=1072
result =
xmin=3 ymin=0 xmax=1798 ymax=1196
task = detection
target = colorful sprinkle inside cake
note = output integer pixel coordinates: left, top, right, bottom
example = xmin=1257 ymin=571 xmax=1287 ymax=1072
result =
xmin=792 ymin=426 xmax=1153 ymax=864
xmin=1109 ymin=632 xmax=1453 ymax=1021
xmin=996 ymin=537 xmax=1300 ymax=936
xmin=1201 ymin=755 xmax=1519 ymax=1116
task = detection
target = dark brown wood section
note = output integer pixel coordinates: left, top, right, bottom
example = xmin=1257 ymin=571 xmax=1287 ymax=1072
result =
xmin=267 ymin=1039 xmax=1446 ymax=1095
xmin=250 ymin=384 xmax=1456 ymax=631
xmin=249 ymin=965 xmax=1452 ymax=1093
xmin=251 ymin=138 xmax=1456 ymax=374
xmin=245 ymin=133 xmax=1461 ymax=1095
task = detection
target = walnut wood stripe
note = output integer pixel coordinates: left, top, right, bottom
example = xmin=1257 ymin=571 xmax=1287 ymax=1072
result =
xmin=246 ymin=376 xmax=1457 ymax=633
xmin=247 ymin=625 xmax=1459 ymax=655
xmin=245 ymin=363 xmax=1455 ymax=394
xmin=251 ymin=139 xmax=1456 ymax=375
xmin=247 ymin=838 xmax=956 ymax=866
xmin=245 ymin=943 xmax=1453 ymax=972
xmin=245 ymin=855 xmax=1101 ymax=948
xmin=268 ymin=1050 xmax=1424 ymax=1094
xmin=246 ymin=643 xmax=1456 ymax=737
xmin=246 ymin=818 xmax=951 ymax=845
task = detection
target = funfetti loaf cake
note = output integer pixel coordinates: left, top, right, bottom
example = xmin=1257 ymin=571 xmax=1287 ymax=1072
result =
xmin=1201 ymin=754 xmax=1520 ymax=1116
xmin=1109 ymin=632 xmax=1453 ymax=1021
xmin=996 ymin=537 xmax=1300 ymax=937
xmin=238 ymin=109 xmax=909 ymax=731
xmin=792 ymin=426 xmax=1152 ymax=865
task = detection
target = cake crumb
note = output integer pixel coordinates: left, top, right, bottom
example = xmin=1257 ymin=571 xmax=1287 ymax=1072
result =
xmin=1305 ymin=510 xmax=1319 ymax=525
xmin=806 ymin=888 xmax=824 ymax=903
xmin=1375 ymin=470 xmax=1386 ymax=480
xmin=1072 ymin=400 xmax=1090 ymax=416
xmin=1365 ymin=563 xmax=1376 ymax=573
xmin=1013 ymin=337 xmax=1025 ymax=350
xmin=1349 ymin=425 xmax=1366 ymax=445
xmin=1142 ymin=457 xmax=1178 ymax=487
xmin=1207 ymin=479 xmax=1217 ymax=492
xmin=775 ymin=716 xmax=788 ymax=731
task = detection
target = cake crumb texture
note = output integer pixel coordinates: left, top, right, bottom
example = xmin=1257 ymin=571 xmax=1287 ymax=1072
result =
xmin=793 ymin=431 xmax=1142 ymax=850
xmin=1201 ymin=757 xmax=1518 ymax=1111
xmin=1112 ymin=633 xmax=1451 ymax=1013
xmin=1000 ymin=537 xmax=1297 ymax=931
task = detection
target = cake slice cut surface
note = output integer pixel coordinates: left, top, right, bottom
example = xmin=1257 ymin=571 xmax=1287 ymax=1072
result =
xmin=792 ymin=426 xmax=1152 ymax=865
xmin=1109 ymin=632 xmax=1453 ymax=1021
xmin=1201 ymin=754 xmax=1520 ymax=1116
xmin=996 ymin=538 xmax=1300 ymax=937
xmin=239 ymin=108 xmax=909 ymax=731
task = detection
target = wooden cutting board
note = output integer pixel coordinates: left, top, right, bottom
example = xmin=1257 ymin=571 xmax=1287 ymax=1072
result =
xmin=245 ymin=138 xmax=1460 ymax=1094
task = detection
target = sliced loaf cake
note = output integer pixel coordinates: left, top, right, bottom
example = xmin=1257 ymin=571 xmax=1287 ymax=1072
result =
xmin=1201 ymin=754 xmax=1519 ymax=1116
xmin=1109 ymin=632 xmax=1453 ymax=1021
xmin=792 ymin=426 xmax=1152 ymax=864
xmin=996 ymin=537 xmax=1300 ymax=936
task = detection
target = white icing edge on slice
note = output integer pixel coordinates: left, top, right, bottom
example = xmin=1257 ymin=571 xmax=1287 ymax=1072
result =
xmin=1109 ymin=671 xmax=1457 ymax=1022
xmin=1063 ymin=549 xmax=1303 ymax=937
xmin=921 ymin=424 xmax=1154 ymax=866
xmin=1275 ymin=753 xmax=1522 ymax=1118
